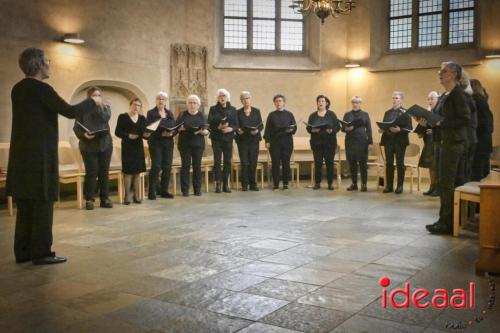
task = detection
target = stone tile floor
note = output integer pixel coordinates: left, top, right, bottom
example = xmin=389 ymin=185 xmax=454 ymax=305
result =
xmin=0 ymin=181 xmax=498 ymax=332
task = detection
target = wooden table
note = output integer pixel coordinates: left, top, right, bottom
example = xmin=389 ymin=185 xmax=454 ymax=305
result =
xmin=476 ymin=171 xmax=500 ymax=274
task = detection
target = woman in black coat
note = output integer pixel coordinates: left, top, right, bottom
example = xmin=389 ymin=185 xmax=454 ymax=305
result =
xmin=236 ymin=91 xmax=264 ymax=191
xmin=417 ymin=92 xmax=439 ymax=196
xmin=343 ymin=96 xmax=373 ymax=192
xmin=74 ymin=86 xmax=113 ymax=210
xmin=145 ymin=92 xmax=176 ymax=200
xmin=264 ymin=94 xmax=297 ymax=191
xmin=471 ymin=79 xmax=494 ymax=180
xmin=7 ymin=47 xmax=100 ymax=265
xmin=115 ymin=98 xmax=147 ymax=204
xmin=306 ymin=95 xmax=340 ymax=190
xmin=177 ymin=94 xmax=209 ymax=196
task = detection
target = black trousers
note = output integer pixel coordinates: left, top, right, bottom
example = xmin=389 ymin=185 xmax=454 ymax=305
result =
xmin=237 ymin=141 xmax=259 ymax=188
xmin=471 ymin=152 xmax=490 ymax=181
xmin=14 ymin=199 xmax=54 ymax=261
xmin=81 ymin=148 xmax=113 ymax=201
xmin=312 ymin=145 xmax=335 ymax=185
xmin=270 ymin=141 xmax=293 ymax=188
xmin=384 ymin=142 xmax=406 ymax=188
xmin=179 ymin=146 xmax=203 ymax=194
xmin=433 ymin=142 xmax=441 ymax=188
xmin=439 ymin=142 xmax=465 ymax=227
xmin=149 ymin=140 xmax=174 ymax=195
xmin=212 ymin=140 xmax=233 ymax=182
xmin=349 ymin=159 xmax=368 ymax=185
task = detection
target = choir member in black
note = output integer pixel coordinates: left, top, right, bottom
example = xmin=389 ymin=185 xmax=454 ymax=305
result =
xmin=74 ymin=87 xmax=113 ymax=210
xmin=177 ymin=95 xmax=209 ymax=196
xmin=379 ymin=91 xmax=412 ymax=194
xmin=145 ymin=92 xmax=176 ymax=200
xmin=417 ymin=92 xmax=439 ymax=196
xmin=8 ymin=48 xmax=101 ymax=265
xmin=455 ymin=76 xmax=477 ymax=186
xmin=115 ymin=98 xmax=147 ymax=205
xmin=264 ymin=94 xmax=297 ymax=190
xmin=425 ymin=61 xmax=471 ymax=235
xmin=306 ymin=95 xmax=340 ymax=190
xmin=208 ymin=88 xmax=239 ymax=193
xmin=470 ymin=79 xmax=494 ymax=180
xmin=235 ymin=91 xmax=264 ymax=191
xmin=343 ymin=96 xmax=373 ymax=192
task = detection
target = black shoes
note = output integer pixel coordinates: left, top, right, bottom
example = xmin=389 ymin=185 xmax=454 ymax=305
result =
xmin=313 ymin=184 xmax=320 ymax=190
xmin=194 ymin=191 xmax=202 ymax=196
xmin=100 ymin=199 xmax=113 ymax=208
xmin=85 ymin=200 xmax=94 ymax=210
xmin=383 ymin=187 xmax=394 ymax=193
xmin=148 ymin=193 xmax=156 ymax=200
xmin=395 ymin=186 xmax=403 ymax=194
xmin=283 ymin=184 xmax=289 ymax=190
xmin=426 ymin=222 xmax=452 ymax=235
xmin=241 ymin=186 xmax=248 ymax=191
xmin=347 ymin=184 xmax=358 ymax=191
xmin=133 ymin=197 xmax=142 ymax=204
xmin=328 ymin=184 xmax=334 ymax=191
xmin=272 ymin=186 xmax=279 ymax=191
xmin=361 ymin=184 xmax=367 ymax=192
xmin=215 ymin=182 xmax=222 ymax=193
xmin=123 ymin=200 xmax=131 ymax=205
xmin=182 ymin=192 xmax=189 ymax=197
xmin=161 ymin=192 xmax=174 ymax=199
xmin=33 ymin=256 xmax=67 ymax=265
xmin=223 ymin=181 xmax=232 ymax=193
xmin=423 ymin=186 xmax=435 ymax=195
xmin=430 ymin=189 xmax=440 ymax=197
xmin=249 ymin=185 xmax=259 ymax=191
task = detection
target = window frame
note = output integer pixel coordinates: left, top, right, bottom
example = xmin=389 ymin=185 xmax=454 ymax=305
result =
xmin=386 ymin=0 xmax=478 ymax=53
xmin=222 ymin=0 xmax=306 ymax=55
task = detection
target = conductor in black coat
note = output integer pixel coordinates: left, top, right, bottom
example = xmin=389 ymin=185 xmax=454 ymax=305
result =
xmin=145 ymin=92 xmax=176 ymax=200
xmin=306 ymin=95 xmax=340 ymax=190
xmin=235 ymin=91 xmax=264 ymax=191
xmin=7 ymin=48 xmax=101 ymax=265
xmin=343 ymin=96 xmax=373 ymax=192
xmin=264 ymin=94 xmax=297 ymax=190
xmin=177 ymin=95 xmax=209 ymax=196
xmin=425 ymin=62 xmax=471 ymax=235
xmin=208 ymin=89 xmax=239 ymax=193
xmin=74 ymin=87 xmax=113 ymax=210
xmin=379 ymin=91 xmax=412 ymax=194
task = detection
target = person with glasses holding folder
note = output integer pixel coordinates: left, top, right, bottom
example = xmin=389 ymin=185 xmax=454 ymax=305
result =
xmin=378 ymin=91 xmax=412 ymax=194
xmin=236 ymin=91 xmax=264 ymax=191
xmin=264 ymin=94 xmax=297 ymax=191
xmin=74 ymin=86 xmax=113 ymax=210
xmin=306 ymin=95 xmax=340 ymax=190
xmin=145 ymin=92 xmax=176 ymax=200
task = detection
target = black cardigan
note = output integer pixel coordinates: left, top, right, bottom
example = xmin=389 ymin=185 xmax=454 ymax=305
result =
xmin=177 ymin=110 xmax=208 ymax=149
xmin=235 ymin=107 xmax=264 ymax=144
xmin=263 ymin=109 xmax=297 ymax=145
xmin=208 ymin=102 xmax=239 ymax=142
xmin=306 ymin=110 xmax=340 ymax=148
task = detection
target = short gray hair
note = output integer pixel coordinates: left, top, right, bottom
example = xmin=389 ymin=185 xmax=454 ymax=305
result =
xmin=19 ymin=47 xmax=45 ymax=76
xmin=442 ymin=61 xmax=463 ymax=81
xmin=156 ymin=91 xmax=169 ymax=99
xmin=427 ymin=91 xmax=439 ymax=99
xmin=392 ymin=91 xmax=404 ymax=99
xmin=351 ymin=96 xmax=362 ymax=103
xmin=216 ymin=88 xmax=230 ymax=101
xmin=240 ymin=91 xmax=251 ymax=100
xmin=186 ymin=94 xmax=201 ymax=105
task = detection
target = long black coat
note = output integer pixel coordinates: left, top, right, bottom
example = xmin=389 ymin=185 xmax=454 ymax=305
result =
xmin=6 ymin=78 xmax=95 ymax=200
xmin=343 ymin=109 xmax=373 ymax=161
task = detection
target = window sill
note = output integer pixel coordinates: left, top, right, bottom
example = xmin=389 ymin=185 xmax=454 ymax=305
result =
xmin=213 ymin=52 xmax=321 ymax=71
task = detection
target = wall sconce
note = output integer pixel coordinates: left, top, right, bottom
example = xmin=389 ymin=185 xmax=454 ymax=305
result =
xmin=62 ymin=33 xmax=85 ymax=44
xmin=485 ymin=51 xmax=500 ymax=59
xmin=345 ymin=61 xmax=360 ymax=68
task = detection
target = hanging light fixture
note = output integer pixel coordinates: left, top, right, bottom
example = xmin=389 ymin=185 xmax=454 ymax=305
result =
xmin=290 ymin=0 xmax=356 ymax=23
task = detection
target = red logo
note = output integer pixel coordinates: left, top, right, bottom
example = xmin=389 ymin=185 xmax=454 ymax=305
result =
xmin=379 ymin=276 xmax=475 ymax=309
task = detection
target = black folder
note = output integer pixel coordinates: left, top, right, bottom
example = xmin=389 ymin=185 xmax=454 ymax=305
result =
xmin=406 ymin=104 xmax=444 ymax=126
xmin=412 ymin=124 xmax=428 ymax=135
xmin=303 ymin=121 xmax=329 ymax=129
xmin=338 ymin=118 xmax=364 ymax=129
xmin=242 ymin=122 xmax=263 ymax=132
xmin=76 ymin=121 xmax=108 ymax=136
xmin=186 ymin=123 xmax=210 ymax=132
xmin=160 ymin=122 xmax=184 ymax=132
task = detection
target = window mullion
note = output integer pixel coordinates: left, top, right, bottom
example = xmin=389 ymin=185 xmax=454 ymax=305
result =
xmin=442 ymin=0 xmax=449 ymax=46
xmin=412 ymin=0 xmax=419 ymax=49
xmin=248 ymin=0 xmax=253 ymax=50
xmin=276 ymin=0 xmax=281 ymax=51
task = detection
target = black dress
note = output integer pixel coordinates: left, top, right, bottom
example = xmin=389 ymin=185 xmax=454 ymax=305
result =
xmin=417 ymin=125 xmax=434 ymax=169
xmin=343 ymin=110 xmax=373 ymax=162
xmin=115 ymin=113 xmax=146 ymax=174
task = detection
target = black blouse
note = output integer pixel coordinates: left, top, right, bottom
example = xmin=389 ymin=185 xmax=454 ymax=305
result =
xmin=146 ymin=107 xmax=176 ymax=143
xmin=306 ymin=110 xmax=340 ymax=148
xmin=177 ymin=110 xmax=208 ymax=149
xmin=263 ymin=109 xmax=297 ymax=144
xmin=236 ymin=107 xmax=264 ymax=144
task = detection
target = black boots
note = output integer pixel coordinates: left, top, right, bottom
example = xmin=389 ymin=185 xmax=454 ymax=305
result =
xmin=215 ymin=182 xmax=222 ymax=193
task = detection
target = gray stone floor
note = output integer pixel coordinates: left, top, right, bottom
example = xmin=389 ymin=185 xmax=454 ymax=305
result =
xmin=0 ymin=181 xmax=498 ymax=333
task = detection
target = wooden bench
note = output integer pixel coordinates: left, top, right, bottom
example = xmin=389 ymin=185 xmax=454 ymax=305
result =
xmin=453 ymin=181 xmax=481 ymax=237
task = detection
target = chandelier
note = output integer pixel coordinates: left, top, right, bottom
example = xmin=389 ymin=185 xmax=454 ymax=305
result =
xmin=290 ymin=0 xmax=356 ymax=23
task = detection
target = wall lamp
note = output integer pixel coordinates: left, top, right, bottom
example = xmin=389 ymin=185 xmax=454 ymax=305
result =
xmin=62 ymin=33 xmax=85 ymax=44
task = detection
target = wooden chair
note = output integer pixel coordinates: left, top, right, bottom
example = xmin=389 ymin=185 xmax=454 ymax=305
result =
xmin=58 ymin=141 xmax=84 ymax=208
xmin=367 ymin=143 xmax=386 ymax=192
xmin=0 ymin=143 xmax=13 ymax=216
xmin=404 ymin=143 xmax=421 ymax=193
xmin=453 ymin=181 xmax=481 ymax=237
xmin=292 ymin=137 xmax=315 ymax=186
xmin=490 ymin=145 xmax=500 ymax=169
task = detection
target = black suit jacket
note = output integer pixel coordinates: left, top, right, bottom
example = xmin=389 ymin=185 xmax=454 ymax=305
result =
xmin=436 ymin=84 xmax=471 ymax=144
xmin=7 ymin=78 xmax=94 ymax=200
